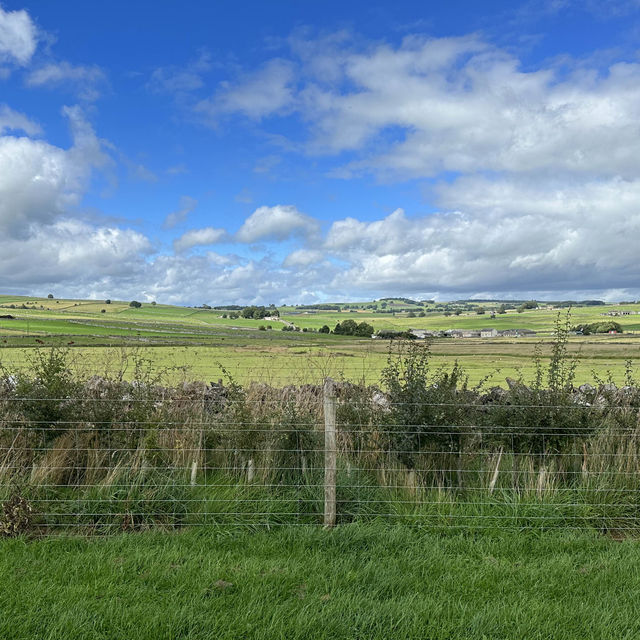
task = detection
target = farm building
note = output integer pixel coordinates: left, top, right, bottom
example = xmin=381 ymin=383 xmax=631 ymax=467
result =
xmin=498 ymin=329 xmax=537 ymax=337
xmin=409 ymin=329 xmax=439 ymax=339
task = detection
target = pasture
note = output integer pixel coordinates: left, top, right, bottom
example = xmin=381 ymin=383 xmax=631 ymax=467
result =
xmin=2 ymin=294 xmax=640 ymax=386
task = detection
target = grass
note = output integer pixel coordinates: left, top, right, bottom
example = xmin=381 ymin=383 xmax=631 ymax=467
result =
xmin=2 ymin=525 xmax=640 ymax=639
xmin=2 ymin=293 xmax=640 ymax=386
xmin=2 ymin=339 xmax=640 ymax=386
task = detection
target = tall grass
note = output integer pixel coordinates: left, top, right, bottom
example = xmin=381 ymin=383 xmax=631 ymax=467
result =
xmin=1 ymin=317 xmax=640 ymax=536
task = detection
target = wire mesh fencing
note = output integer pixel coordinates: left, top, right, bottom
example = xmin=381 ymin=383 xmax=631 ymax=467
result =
xmin=2 ymin=376 xmax=640 ymax=535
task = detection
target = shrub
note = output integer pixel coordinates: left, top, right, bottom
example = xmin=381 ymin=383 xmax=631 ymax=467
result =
xmin=380 ymin=342 xmax=471 ymax=475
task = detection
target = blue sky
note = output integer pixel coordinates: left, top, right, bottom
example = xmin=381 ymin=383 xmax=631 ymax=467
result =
xmin=1 ymin=0 xmax=640 ymax=304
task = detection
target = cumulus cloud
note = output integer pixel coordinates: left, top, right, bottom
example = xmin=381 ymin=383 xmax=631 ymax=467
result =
xmin=26 ymin=62 xmax=108 ymax=101
xmin=324 ymin=176 xmax=640 ymax=294
xmin=7 ymin=28 xmax=640 ymax=303
xmin=0 ymin=4 xmax=37 ymax=66
xmin=0 ymin=105 xmax=110 ymax=238
xmin=0 ymin=219 xmax=152 ymax=287
xmin=173 ymin=226 xmax=227 ymax=253
xmin=236 ymin=205 xmax=319 ymax=243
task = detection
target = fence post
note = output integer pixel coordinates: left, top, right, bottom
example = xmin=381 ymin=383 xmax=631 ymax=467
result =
xmin=323 ymin=377 xmax=337 ymax=528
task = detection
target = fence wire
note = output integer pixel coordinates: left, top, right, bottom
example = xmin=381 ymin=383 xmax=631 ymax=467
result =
xmin=1 ymin=378 xmax=640 ymax=536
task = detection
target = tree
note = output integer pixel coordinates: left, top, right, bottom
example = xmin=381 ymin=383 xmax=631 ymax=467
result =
xmin=518 ymin=300 xmax=538 ymax=313
xmin=105 ymin=299 xmax=111 ymax=304
xmin=333 ymin=319 xmax=373 ymax=337
xmin=47 ymin=294 xmax=54 ymax=299
xmin=572 ymin=321 xmax=623 ymax=335
xmin=129 ymin=300 xmax=142 ymax=308
xmin=355 ymin=322 xmax=374 ymax=337
xmin=319 ymin=325 xmax=330 ymax=334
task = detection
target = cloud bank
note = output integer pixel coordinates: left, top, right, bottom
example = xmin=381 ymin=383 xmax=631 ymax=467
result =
xmin=3 ymin=19 xmax=640 ymax=305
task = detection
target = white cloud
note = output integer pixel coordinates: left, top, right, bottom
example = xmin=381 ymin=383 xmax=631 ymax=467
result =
xmin=0 ymin=4 xmax=37 ymax=66
xmin=0 ymin=219 xmax=152 ymax=287
xmin=283 ymin=249 xmax=325 ymax=267
xmin=193 ymin=34 xmax=640 ymax=183
xmin=304 ymin=38 xmax=640 ymax=179
xmin=0 ymin=135 xmax=72 ymax=235
xmin=7 ymin=29 xmax=640 ymax=304
xmin=196 ymin=59 xmax=295 ymax=122
xmin=173 ymin=226 xmax=227 ymax=253
xmin=0 ymin=105 xmax=110 ymax=238
xmin=163 ymin=195 xmax=198 ymax=229
xmin=206 ymin=251 xmax=237 ymax=266
xmin=0 ymin=104 xmax=41 ymax=135
xmin=148 ymin=51 xmax=212 ymax=95
xmin=324 ymin=176 xmax=640 ymax=294
xmin=236 ymin=205 xmax=319 ymax=243
xmin=26 ymin=62 xmax=108 ymax=101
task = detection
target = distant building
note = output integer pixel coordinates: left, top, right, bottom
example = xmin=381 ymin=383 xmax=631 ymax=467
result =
xmin=498 ymin=329 xmax=537 ymax=338
xmin=480 ymin=328 xmax=498 ymax=338
xmin=410 ymin=329 xmax=434 ymax=339
xmin=461 ymin=330 xmax=481 ymax=338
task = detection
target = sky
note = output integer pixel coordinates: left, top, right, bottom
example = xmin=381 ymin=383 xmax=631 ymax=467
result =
xmin=1 ymin=0 xmax=640 ymax=305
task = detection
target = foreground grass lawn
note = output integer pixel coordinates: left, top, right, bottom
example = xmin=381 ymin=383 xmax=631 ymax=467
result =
xmin=2 ymin=526 xmax=640 ymax=639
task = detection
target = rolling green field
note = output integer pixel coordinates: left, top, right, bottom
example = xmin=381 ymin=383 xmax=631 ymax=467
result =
xmin=1 ymin=294 xmax=640 ymax=386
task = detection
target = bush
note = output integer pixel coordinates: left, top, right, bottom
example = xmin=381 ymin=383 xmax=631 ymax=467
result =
xmin=129 ymin=301 xmax=142 ymax=308
xmin=380 ymin=342 xmax=470 ymax=475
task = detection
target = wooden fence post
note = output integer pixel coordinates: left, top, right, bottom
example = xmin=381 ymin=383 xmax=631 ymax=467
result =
xmin=323 ymin=378 xmax=337 ymax=528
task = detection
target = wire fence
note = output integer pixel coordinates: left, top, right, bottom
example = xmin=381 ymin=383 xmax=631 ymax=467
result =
xmin=2 ymin=375 xmax=640 ymax=536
